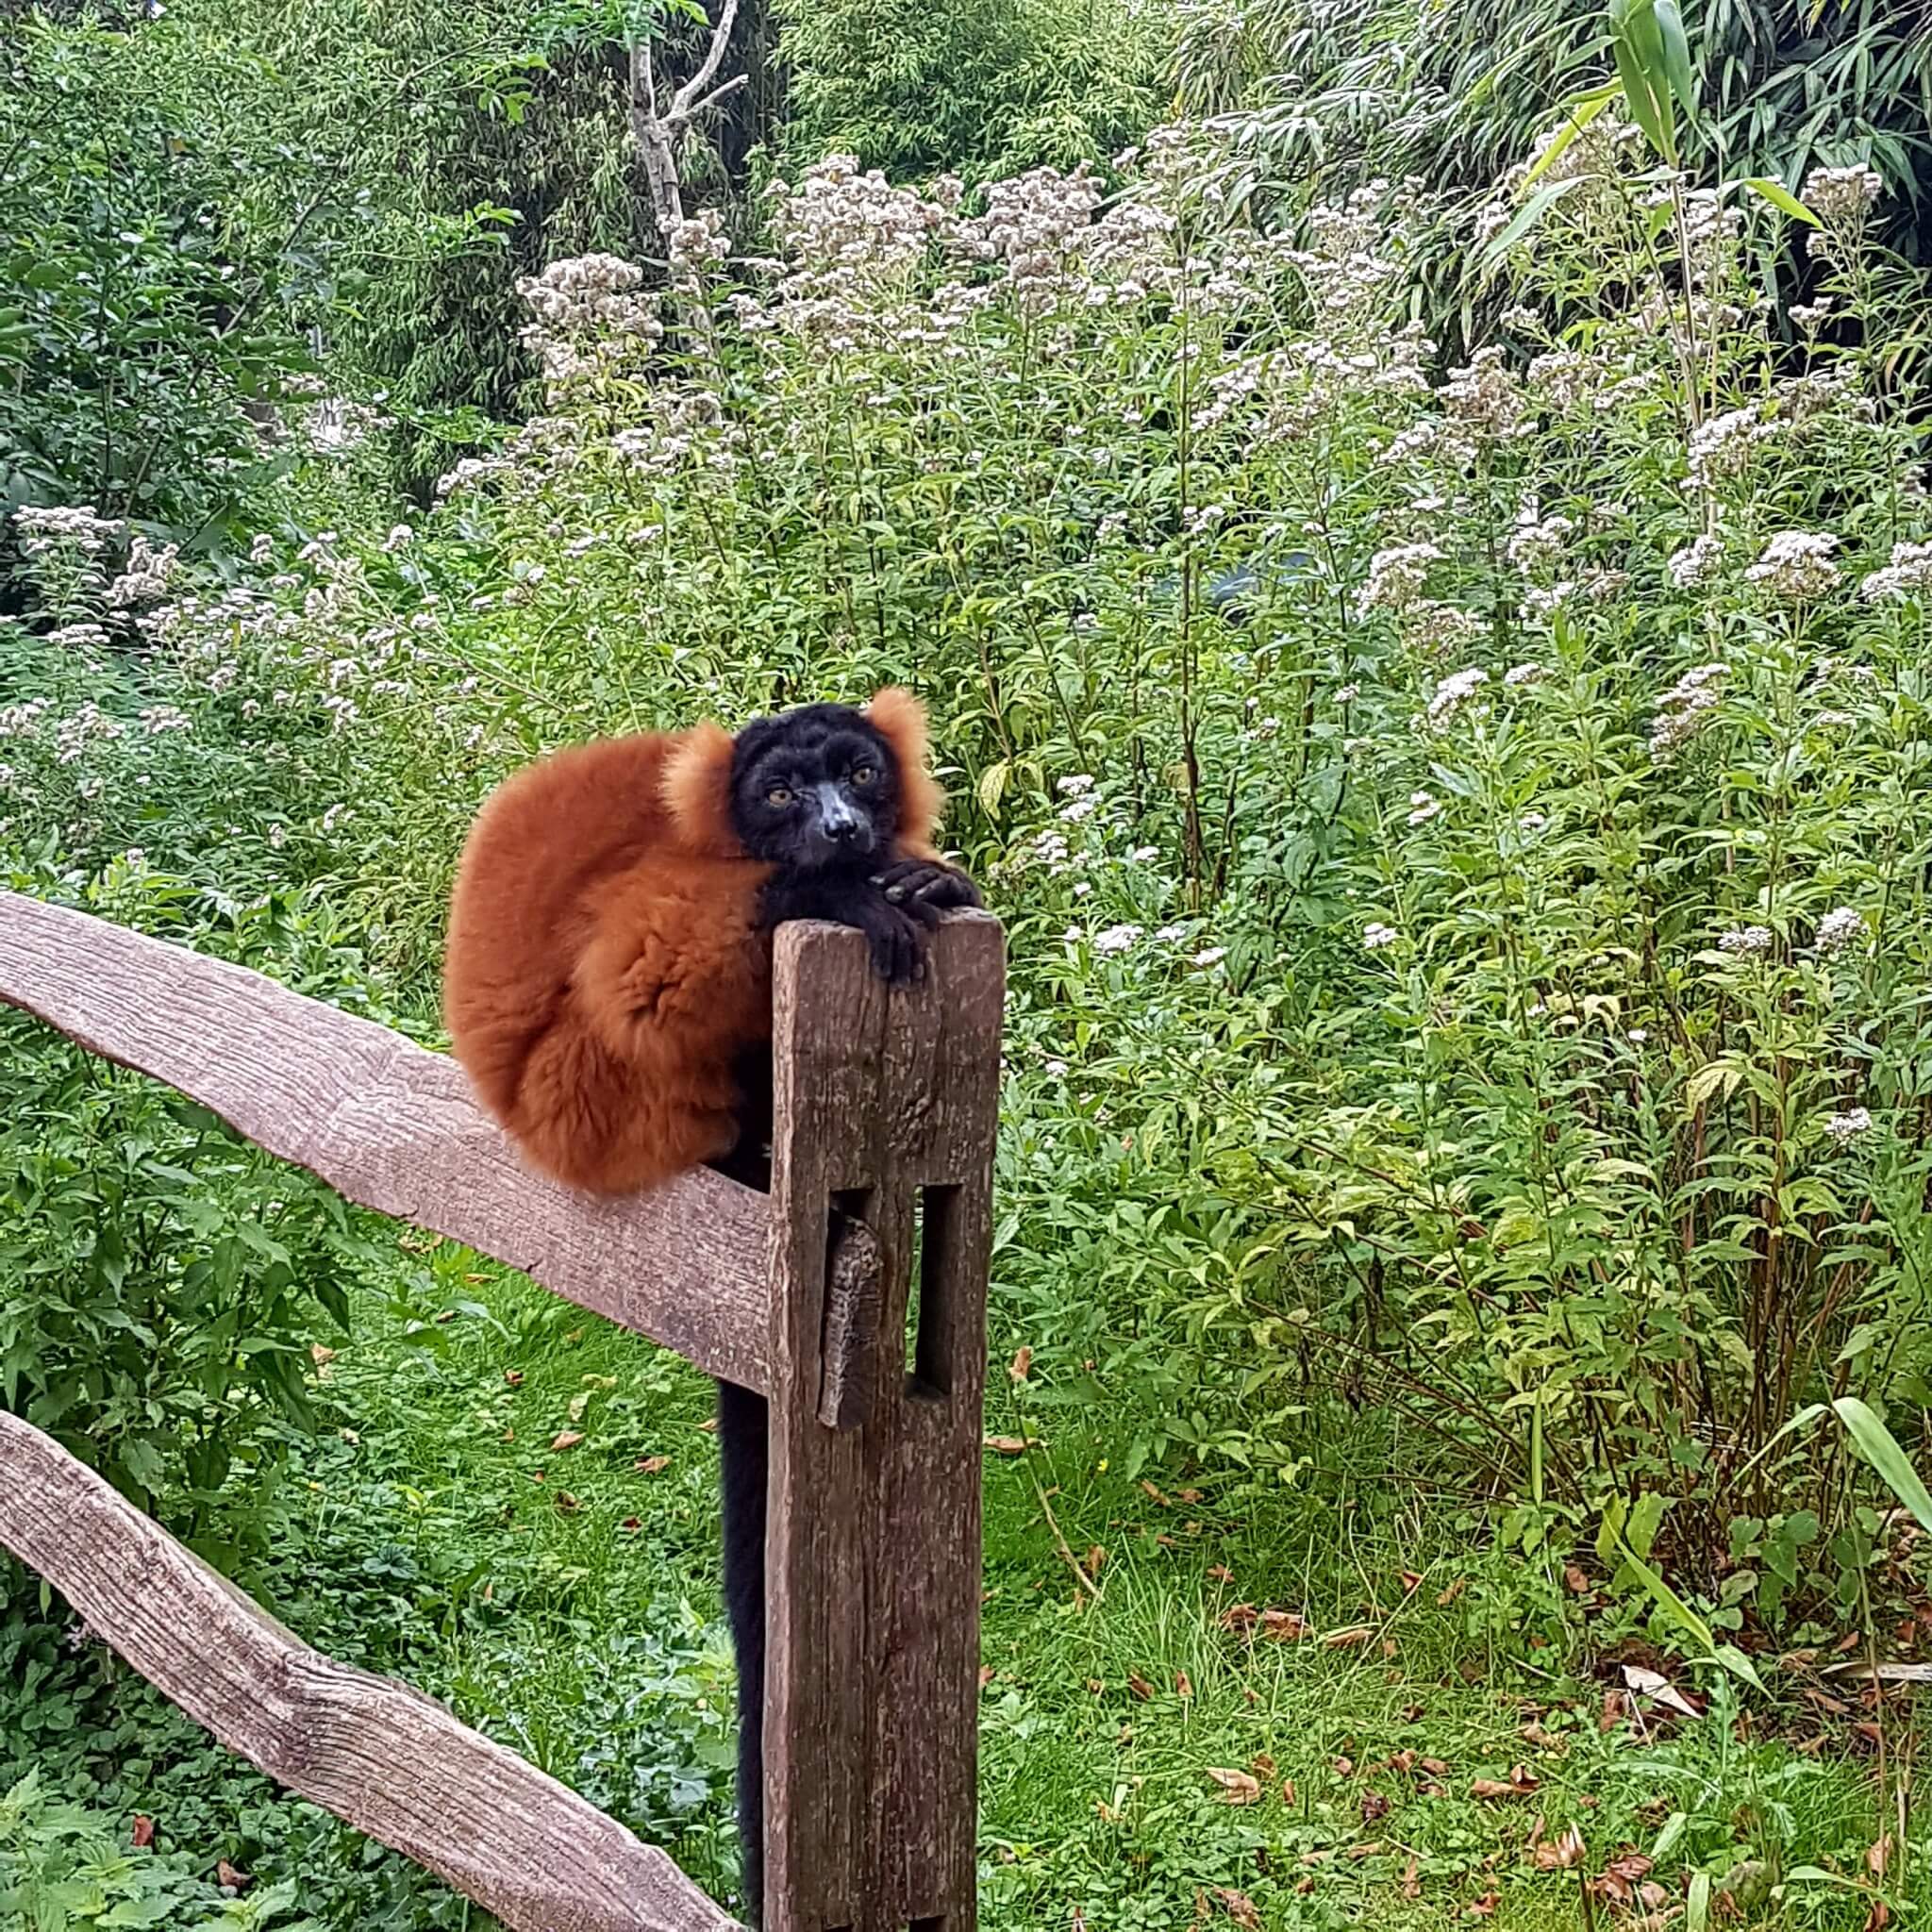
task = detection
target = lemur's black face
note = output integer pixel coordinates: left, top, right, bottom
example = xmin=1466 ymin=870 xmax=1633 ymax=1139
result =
xmin=728 ymin=704 xmax=904 ymax=871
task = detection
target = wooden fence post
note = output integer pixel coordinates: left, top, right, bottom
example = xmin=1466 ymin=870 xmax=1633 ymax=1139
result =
xmin=762 ymin=910 xmax=1005 ymax=1932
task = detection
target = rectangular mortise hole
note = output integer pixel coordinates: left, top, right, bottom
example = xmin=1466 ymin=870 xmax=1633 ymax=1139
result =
xmin=911 ymin=1919 xmax=947 ymax=1932
xmin=906 ymin=1184 xmax=958 ymax=1401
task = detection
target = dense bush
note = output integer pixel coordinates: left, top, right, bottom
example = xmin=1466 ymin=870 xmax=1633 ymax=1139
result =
xmin=778 ymin=0 xmax=1169 ymax=182
xmin=12 ymin=108 xmax=1930 ymax=1637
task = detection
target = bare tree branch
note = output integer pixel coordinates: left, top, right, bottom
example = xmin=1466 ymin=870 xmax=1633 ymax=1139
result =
xmin=627 ymin=0 xmax=746 ymax=242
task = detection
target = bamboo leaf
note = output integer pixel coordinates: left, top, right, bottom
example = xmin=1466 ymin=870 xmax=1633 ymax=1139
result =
xmin=1522 ymin=84 xmax=1622 ymax=190
xmin=1479 ymin=175 xmax=1589 ymax=273
xmin=1740 ymin=175 xmax=1820 ymax=224
xmin=1654 ymin=0 xmax=1700 ymax=123
xmin=1832 ymin=1397 xmax=1932 ymax=1534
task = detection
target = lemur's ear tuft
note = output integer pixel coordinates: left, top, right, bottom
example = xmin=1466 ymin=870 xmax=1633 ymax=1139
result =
xmin=661 ymin=722 xmax=744 ymax=858
xmin=865 ymin=686 xmax=944 ymax=845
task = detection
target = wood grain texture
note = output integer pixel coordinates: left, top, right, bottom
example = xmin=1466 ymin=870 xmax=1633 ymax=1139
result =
xmin=763 ymin=911 xmax=1004 ymax=1932
xmin=0 ymin=1410 xmax=741 ymax=1932
xmin=0 ymin=891 xmax=772 ymax=1391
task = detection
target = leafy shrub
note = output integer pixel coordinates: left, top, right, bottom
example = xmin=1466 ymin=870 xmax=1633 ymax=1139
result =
xmin=0 ymin=12 xmax=314 ymax=544
xmin=0 ymin=1772 xmax=318 ymax=1932
xmin=778 ymin=0 xmax=1168 ymax=181
xmin=0 ymin=864 xmax=405 ymax=1566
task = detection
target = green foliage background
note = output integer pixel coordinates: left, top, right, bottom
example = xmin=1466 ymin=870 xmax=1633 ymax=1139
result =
xmin=3 ymin=0 xmax=1932 ymax=1924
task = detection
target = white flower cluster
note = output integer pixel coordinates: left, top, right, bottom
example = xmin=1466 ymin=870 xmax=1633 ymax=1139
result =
xmin=1356 ymin=542 xmax=1443 ymax=617
xmin=1816 ymin=907 xmax=1867 ymax=955
xmin=1362 ymin=922 xmax=1399 ymax=950
xmin=1425 ymin=664 xmax=1489 ymax=731
xmin=517 ymin=253 xmax=650 ymax=331
xmin=1718 ymin=924 xmax=1773 ymax=955
xmin=1802 ymin=164 xmax=1883 ymax=223
xmin=666 ymin=209 xmax=731 ymax=292
xmin=1745 ymin=531 xmax=1840 ymax=601
xmin=1824 ymin=1106 xmax=1873 ymax=1146
xmin=1860 ymin=541 xmax=1932 ymax=601
xmin=13 ymin=505 xmax=125 ymax=556
xmin=515 ymin=254 xmax=663 ymax=385
xmin=1667 ymin=533 xmax=1724 ymax=589
xmin=1439 ymin=348 xmax=1534 ymax=441
xmin=108 ymin=534 xmax=178 ymax=607
xmin=1686 ymin=407 xmax=1778 ymax=491
xmin=1650 ymin=662 xmax=1726 ymax=764
xmin=1507 ymin=511 xmax=1574 ymax=572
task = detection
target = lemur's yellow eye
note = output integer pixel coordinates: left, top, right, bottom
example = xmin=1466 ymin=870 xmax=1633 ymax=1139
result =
xmin=851 ymin=763 xmax=876 ymax=785
xmin=766 ymin=786 xmax=793 ymax=808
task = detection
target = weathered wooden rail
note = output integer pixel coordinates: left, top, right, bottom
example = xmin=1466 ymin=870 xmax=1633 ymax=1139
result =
xmin=0 ymin=889 xmax=1005 ymax=1932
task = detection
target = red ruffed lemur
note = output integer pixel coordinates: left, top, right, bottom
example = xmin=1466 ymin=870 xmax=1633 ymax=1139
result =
xmin=441 ymin=688 xmax=979 ymax=1926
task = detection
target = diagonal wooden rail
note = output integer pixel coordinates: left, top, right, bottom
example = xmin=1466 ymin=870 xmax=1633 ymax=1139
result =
xmin=0 ymin=1408 xmax=739 ymax=1932
xmin=0 ymin=891 xmax=774 ymax=1391
xmin=0 ymin=890 xmax=1005 ymax=1932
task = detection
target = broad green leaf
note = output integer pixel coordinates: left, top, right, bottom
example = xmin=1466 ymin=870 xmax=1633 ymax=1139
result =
xmin=1833 ymin=1397 xmax=1932 ymax=1534
xmin=1522 ymin=84 xmax=1622 ymax=190
xmin=1687 ymin=1872 xmax=1710 ymax=1932
xmin=1654 ymin=0 xmax=1700 ymax=121
xmin=1741 ymin=175 xmax=1820 ymax=225
xmin=1479 ymin=175 xmax=1588 ymax=273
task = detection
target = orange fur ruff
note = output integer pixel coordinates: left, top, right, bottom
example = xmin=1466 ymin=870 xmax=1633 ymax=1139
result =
xmin=441 ymin=690 xmax=944 ymax=1195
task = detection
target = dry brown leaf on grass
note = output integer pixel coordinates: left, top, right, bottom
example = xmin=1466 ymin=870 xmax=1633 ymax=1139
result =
xmin=985 ymin=1435 xmax=1030 ymax=1455
xmin=635 ymin=1455 xmax=671 ymax=1474
xmin=1438 ymin=1577 xmax=1468 ymax=1606
xmin=1564 ymin=1563 xmax=1592 ymax=1594
xmin=1206 ymin=1768 xmax=1262 ymax=1806
xmin=1591 ymin=1849 xmax=1656 ymax=1907
xmin=1360 ymin=1790 xmax=1391 ymax=1824
xmin=1213 ymin=1888 xmax=1261 ymax=1928
xmin=1470 ymin=1766 xmax=1539 ymax=1800
xmin=216 ymin=1862 xmax=251 ymax=1893
xmin=1322 ymin=1624 xmax=1375 ymax=1648
xmin=1128 ymin=1673 xmax=1156 ymax=1701
xmin=1465 ymin=1892 xmax=1499 ymax=1919
xmin=1280 ymin=1778 xmax=1297 ymax=1807
xmin=549 ymin=1430 xmax=584 ymax=1452
xmin=1400 ymin=1857 xmax=1421 ymax=1901
xmin=1175 ymin=1670 xmax=1193 ymax=1699
xmin=1623 ymin=1662 xmax=1703 ymax=1719
xmin=1009 ymin=1344 xmax=1033 ymax=1380
xmin=1532 ymin=1823 xmax=1587 ymax=1871
xmin=977 ymin=1665 xmax=995 ymax=1690
xmin=1208 ymin=1563 xmax=1236 ymax=1583
xmin=1863 ymin=1902 xmax=1890 ymax=1931
xmin=1085 ymin=1545 xmax=1107 ymax=1578
xmin=131 ymin=1817 xmax=154 ymax=1849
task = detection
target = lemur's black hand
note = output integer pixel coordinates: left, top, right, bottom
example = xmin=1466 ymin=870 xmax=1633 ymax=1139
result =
xmin=871 ymin=858 xmax=983 ymax=913
xmin=760 ymin=868 xmax=940 ymax=985
xmin=853 ymin=892 xmax=930 ymax=985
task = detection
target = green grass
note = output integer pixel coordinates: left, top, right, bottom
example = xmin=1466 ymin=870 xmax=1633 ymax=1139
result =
xmin=4 ymin=1239 xmax=1924 ymax=1928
